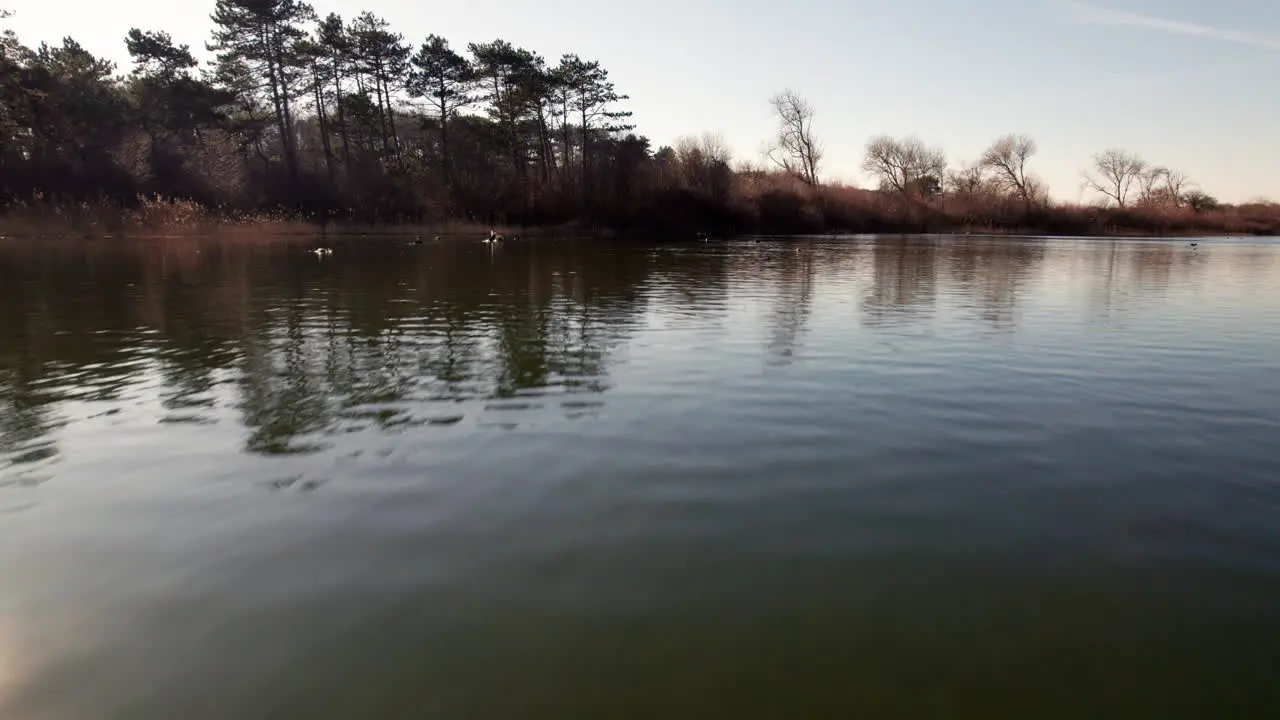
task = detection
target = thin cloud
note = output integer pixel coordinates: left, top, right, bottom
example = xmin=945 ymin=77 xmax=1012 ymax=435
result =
xmin=1059 ymin=0 xmax=1280 ymax=50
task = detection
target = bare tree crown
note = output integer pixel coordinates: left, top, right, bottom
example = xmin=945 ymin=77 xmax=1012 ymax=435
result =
xmin=980 ymin=133 xmax=1039 ymax=206
xmin=1083 ymin=149 xmax=1147 ymax=208
xmin=862 ymin=135 xmax=946 ymax=199
xmin=765 ymin=89 xmax=822 ymax=186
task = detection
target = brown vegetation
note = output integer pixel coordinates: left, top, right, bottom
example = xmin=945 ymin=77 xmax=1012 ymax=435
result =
xmin=718 ymin=172 xmax=1280 ymax=237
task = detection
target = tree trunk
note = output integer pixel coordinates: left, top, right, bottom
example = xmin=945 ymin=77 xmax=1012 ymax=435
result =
xmin=372 ymin=63 xmax=390 ymax=156
xmin=313 ymin=65 xmax=335 ymax=184
xmin=436 ymin=78 xmax=450 ymax=187
xmin=353 ymin=73 xmax=375 ymax=154
xmin=331 ymin=65 xmax=352 ymax=174
xmin=254 ymin=135 xmax=270 ymax=176
xmin=580 ymin=106 xmax=590 ymax=210
xmin=380 ymin=68 xmax=401 ymax=161
xmin=262 ymin=33 xmax=292 ymax=183
xmin=268 ymin=26 xmax=298 ymax=187
xmin=560 ymin=100 xmax=572 ymax=186
xmin=385 ymin=102 xmax=399 ymax=162
xmin=536 ymin=106 xmax=552 ymax=183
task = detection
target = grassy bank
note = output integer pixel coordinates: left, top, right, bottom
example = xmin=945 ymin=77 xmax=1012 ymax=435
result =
xmin=0 ymin=195 xmax=596 ymax=240
xmin=3 ymin=184 xmax=1277 ymax=240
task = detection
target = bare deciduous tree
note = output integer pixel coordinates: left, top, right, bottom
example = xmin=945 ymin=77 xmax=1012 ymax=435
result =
xmin=1162 ymin=168 xmax=1190 ymax=208
xmin=698 ymin=130 xmax=733 ymax=167
xmin=862 ymin=135 xmax=946 ymax=200
xmin=1083 ymin=149 xmax=1147 ymax=208
xmin=947 ymin=162 xmax=991 ymax=196
xmin=980 ymin=133 xmax=1039 ymax=207
xmin=1135 ymin=165 xmax=1194 ymax=208
xmin=674 ymin=131 xmax=734 ymax=198
xmin=1024 ymin=176 xmax=1048 ymax=204
xmin=1184 ymin=190 xmax=1219 ymax=213
xmin=1136 ymin=165 xmax=1168 ymax=206
xmin=764 ymin=89 xmax=822 ymax=185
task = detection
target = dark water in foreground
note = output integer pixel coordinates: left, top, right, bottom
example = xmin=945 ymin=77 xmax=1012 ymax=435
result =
xmin=1 ymin=234 xmax=1278 ymax=718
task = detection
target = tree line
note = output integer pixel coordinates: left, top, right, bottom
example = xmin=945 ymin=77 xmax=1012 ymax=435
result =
xmin=1 ymin=3 xmax=1275 ymax=235
xmin=857 ymin=133 xmax=1219 ymax=213
xmin=1 ymin=1 xmax=652 ymax=226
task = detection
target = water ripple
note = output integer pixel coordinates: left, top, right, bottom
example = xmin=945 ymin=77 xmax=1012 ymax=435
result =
xmin=1 ymin=235 xmax=1279 ymax=717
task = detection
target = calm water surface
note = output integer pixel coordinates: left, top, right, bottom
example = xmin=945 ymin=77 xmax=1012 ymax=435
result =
xmin=1 ymin=235 xmax=1278 ymax=718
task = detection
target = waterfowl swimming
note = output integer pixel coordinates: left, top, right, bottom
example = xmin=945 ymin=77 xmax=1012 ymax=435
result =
xmin=485 ymin=230 xmax=504 ymax=243
xmin=1189 ymin=241 xmax=1199 ymax=248
xmin=312 ymin=247 xmax=332 ymax=256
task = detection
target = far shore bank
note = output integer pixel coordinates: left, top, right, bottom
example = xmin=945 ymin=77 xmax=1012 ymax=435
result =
xmin=2 ymin=222 xmax=1272 ymax=242
xmin=1 ymin=195 xmax=1276 ymax=242
xmin=0 ymin=215 xmax=1274 ymax=243
xmin=1 ymin=219 xmax=1272 ymax=242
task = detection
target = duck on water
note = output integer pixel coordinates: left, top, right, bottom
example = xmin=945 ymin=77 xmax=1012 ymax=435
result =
xmin=408 ymin=231 xmax=514 ymax=245
xmin=485 ymin=230 xmax=521 ymax=243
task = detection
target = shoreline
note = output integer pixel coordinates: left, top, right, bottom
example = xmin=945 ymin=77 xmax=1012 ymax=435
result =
xmin=1 ymin=200 xmax=1275 ymax=242
xmin=1 ymin=225 xmax=1270 ymax=242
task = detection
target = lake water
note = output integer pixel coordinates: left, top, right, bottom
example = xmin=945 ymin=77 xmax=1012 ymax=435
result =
xmin=1 ymin=234 xmax=1278 ymax=719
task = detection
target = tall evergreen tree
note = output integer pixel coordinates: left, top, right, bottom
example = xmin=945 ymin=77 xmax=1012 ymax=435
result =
xmin=469 ymin=39 xmax=545 ymax=216
xmin=558 ymin=54 xmax=633 ymax=203
xmin=315 ymin=13 xmax=354 ymax=173
xmin=126 ymin=29 xmax=227 ymax=140
xmin=349 ymin=12 xmax=408 ymax=161
xmin=207 ymin=0 xmax=315 ymax=188
xmin=294 ymin=36 xmax=335 ymax=182
xmin=125 ymin=28 xmax=230 ymax=197
xmin=0 ymin=9 xmax=28 ymax=171
xmin=407 ymin=34 xmax=473 ymax=187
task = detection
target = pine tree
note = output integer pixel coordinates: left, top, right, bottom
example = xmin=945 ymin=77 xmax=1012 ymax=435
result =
xmin=316 ymin=13 xmax=353 ymax=172
xmin=407 ymin=35 xmax=473 ymax=187
xmin=557 ymin=55 xmax=633 ymax=204
xmin=348 ymin=12 xmax=408 ymax=162
xmin=207 ymin=0 xmax=315 ymax=188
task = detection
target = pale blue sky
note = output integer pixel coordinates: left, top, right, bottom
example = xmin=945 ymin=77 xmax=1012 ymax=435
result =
xmin=5 ymin=0 xmax=1278 ymax=203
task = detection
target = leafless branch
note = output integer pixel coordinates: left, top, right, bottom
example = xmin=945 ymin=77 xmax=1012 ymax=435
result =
xmin=764 ymin=89 xmax=822 ymax=185
xmin=863 ymin=134 xmax=946 ymax=199
xmin=1082 ymin=149 xmax=1147 ymax=207
xmin=980 ymin=133 xmax=1041 ymax=207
